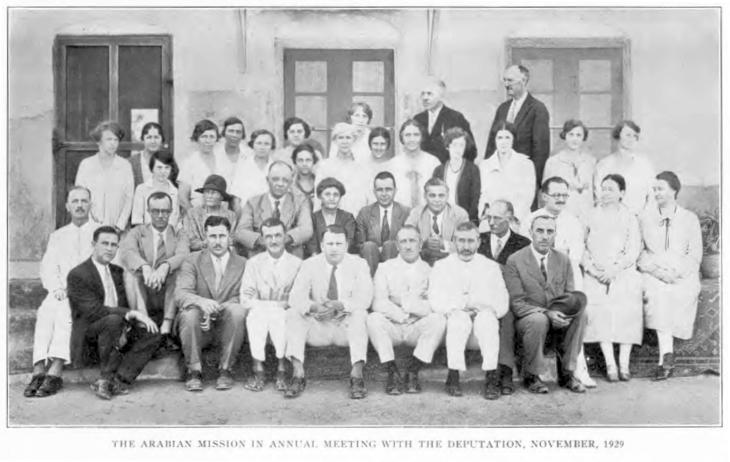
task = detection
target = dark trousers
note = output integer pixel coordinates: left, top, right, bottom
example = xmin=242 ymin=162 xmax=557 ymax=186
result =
xmin=497 ymin=310 xmax=516 ymax=370
xmin=134 ymin=272 xmax=175 ymax=326
xmin=85 ymin=314 xmax=162 ymax=382
xmin=177 ymin=303 xmax=248 ymax=372
xmin=515 ymin=308 xmax=587 ymax=377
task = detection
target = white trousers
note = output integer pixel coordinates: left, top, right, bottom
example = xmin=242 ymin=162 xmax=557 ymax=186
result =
xmin=32 ymin=295 xmax=72 ymax=365
xmin=446 ymin=310 xmax=499 ymax=371
xmin=246 ymin=306 xmax=287 ymax=361
xmin=285 ymin=309 xmax=369 ymax=365
xmin=366 ymin=312 xmax=445 ymax=364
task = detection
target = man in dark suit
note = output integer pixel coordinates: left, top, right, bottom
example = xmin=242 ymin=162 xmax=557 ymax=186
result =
xmin=485 ymin=65 xmax=550 ymax=200
xmin=414 ymin=77 xmax=477 ymax=164
xmin=503 ymin=214 xmax=587 ymax=394
xmin=175 ymin=216 xmax=248 ymax=392
xmin=477 ymin=199 xmax=531 ymax=395
xmin=120 ymin=192 xmax=189 ymax=337
xmin=67 ymin=226 xmax=161 ymax=400
xmin=355 ymin=171 xmax=410 ymax=275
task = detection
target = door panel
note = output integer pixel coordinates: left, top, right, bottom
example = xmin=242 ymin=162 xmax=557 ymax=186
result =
xmin=65 ymin=46 xmax=109 ymax=141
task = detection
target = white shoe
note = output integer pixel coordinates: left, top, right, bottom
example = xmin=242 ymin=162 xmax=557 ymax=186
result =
xmin=575 ymin=367 xmax=597 ymax=388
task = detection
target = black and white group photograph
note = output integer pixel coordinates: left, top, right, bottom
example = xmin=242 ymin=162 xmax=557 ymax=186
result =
xmin=3 ymin=3 xmax=725 ymax=461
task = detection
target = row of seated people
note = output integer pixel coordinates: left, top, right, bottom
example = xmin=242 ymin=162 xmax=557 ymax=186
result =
xmin=26 ymin=167 xmax=700 ymax=402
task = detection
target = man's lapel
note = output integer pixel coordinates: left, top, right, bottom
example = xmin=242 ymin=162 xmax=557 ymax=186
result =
xmin=218 ymin=254 xmax=240 ymax=295
xmin=524 ymin=248 xmax=547 ymax=288
xmin=431 ymin=105 xmax=448 ymax=136
xmin=280 ymin=194 xmax=295 ymax=224
xmin=141 ymin=225 xmax=155 ymax=263
xmin=546 ymin=249 xmax=561 ymax=287
xmin=513 ymin=94 xmax=533 ymax=128
xmin=369 ymin=205 xmax=381 ymax=241
xmin=200 ymin=252 xmax=217 ymax=296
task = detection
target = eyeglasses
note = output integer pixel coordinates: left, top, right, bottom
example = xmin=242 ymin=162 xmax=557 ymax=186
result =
xmin=547 ymin=193 xmax=569 ymax=199
xmin=149 ymin=209 xmax=172 ymax=216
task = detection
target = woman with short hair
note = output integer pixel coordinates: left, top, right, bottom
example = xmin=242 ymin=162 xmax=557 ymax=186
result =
xmin=230 ymin=129 xmax=278 ymax=208
xmin=75 ymin=120 xmax=134 ymax=230
xmin=388 ymin=119 xmax=441 ymax=209
xmin=291 ymin=143 xmax=319 ymax=203
xmin=178 ymin=119 xmax=221 ymax=211
xmin=307 ymin=177 xmax=357 ymax=256
xmin=432 ymin=127 xmax=481 ymax=224
xmin=638 ymin=171 xmax=702 ymax=381
xmin=328 ymin=101 xmax=373 ymax=163
xmin=129 ymin=122 xmax=165 ymax=188
xmin=131 ymin=151 xmax=181 ymax=228
xmin=214 ymin=116 xmax=254 ymax=188
xmin=275 ymin=116 xmax=324 ymax=165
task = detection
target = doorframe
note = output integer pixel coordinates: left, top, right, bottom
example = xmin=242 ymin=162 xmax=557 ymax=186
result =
xmin=504 ymin=37 xmax=632 ymax=119
xmin=52 ymin=34 xmax=173 ymax=227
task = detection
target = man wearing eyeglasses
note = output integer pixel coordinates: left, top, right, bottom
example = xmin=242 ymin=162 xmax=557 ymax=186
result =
xmin=521 ymin=176 xmax=594 ymax=387
xmin=120 ymin=191 xmax=190 ymax=337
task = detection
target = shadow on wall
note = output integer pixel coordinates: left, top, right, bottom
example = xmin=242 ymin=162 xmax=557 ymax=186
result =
xmin=9 ymin=162 xmax=50 ymax=261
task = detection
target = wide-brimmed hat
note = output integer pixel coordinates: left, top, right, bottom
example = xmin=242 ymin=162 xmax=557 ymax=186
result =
xmin=195 ymin=174 xmax=232 ymax=202
xmin=316 ymin=177 xmax=346 ymax=197
xmin=548 ymin=291 xmax=587 ymax=317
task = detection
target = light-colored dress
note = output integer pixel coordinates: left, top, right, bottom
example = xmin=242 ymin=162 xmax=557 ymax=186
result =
xmin=328 ymin=127 xmax=371 ymax=164
xmin=131 ymin=179 xmax=181 ymax=229
xmin=213 ymin=141 xmax=253 ymax=189
xmin=478 ymin=150 xmax=536 ymax=227
xmin=75 ymin=153 xmax=134 ymax=229
xmin=593 ymin=150 xmax=655 ymax=215
xmin=178 ymin=150 xmax=219 ymax=208
xmin=638 ymin=205 xmax=702 ymax=339
xmin=315 ymin=151 xmax=371 ymax=215
xmin=543 ymin=149 xmax=596 ymax=221
xmin=582 ymin=203 xmax=643 ymax=344
xmin=229 ymin=155 xmax=273 ymax=205
xmin=389 ymin=151 xmax=441 ymax=210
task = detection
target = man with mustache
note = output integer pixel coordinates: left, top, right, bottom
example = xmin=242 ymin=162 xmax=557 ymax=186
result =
xmin=503 ymin=215 xmax=588 ymax=394
xmin=484 ymin=65 xmax=550 ymax=206
xmin=522 ymin=176 xmax=594 ymax=387
xmin=24 ymin=187 xmax=100 ymax=398
xmin=175 ymin=216 xmax=248 ymax=392
xmin=428 ymin=222 xmax=509 ymax=399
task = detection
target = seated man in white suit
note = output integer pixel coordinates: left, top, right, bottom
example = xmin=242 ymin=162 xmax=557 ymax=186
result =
xmin=284 ymin=225 xmax=373 ymax=400
xmin=367 ymin=225 xmax=446 ymax=395
xmin=428 ymin=221 xmax=509 ymax=399
xmin=240 ymin=217 xmax=302 ymax=392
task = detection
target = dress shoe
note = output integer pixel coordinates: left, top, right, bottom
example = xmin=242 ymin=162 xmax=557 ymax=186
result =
xmin=652 ymin=353 xmax=675 ymax=381
xmin=559 ymin=375 xmax=587 ymax=393
xmin=110 ymin=376 xmax=130 ymax=396
xmin=606 ymin=366 xmax=619 ymax=382
xmin=619 ymin=369 xmax=632 ymax=382
xmin=35 ymin=375 xmax=63 ymax=398
xmin=405 ymin=371 xmax=422 ymax=394
xmin=523 ymin=374 xmax=549 ymax=394
xmin=24 ymin=374 xmax=46 ymax=398
xmin=483 ymin=370 xmax=501 ymax=400
xmin=498 ymin=365 xmax=514 ymax=395
xmin=243 ymin=372 xmax=265 ymax=392
xmin=275 ymin=371 xmax=288 ymax=392
xmin=350 ymin=377 xmax=367 ymax=400
xmin=285 ymin=376 xmax=306 ymax=399
xmin=185 ymin=370 xmax=203 ymax=392
xmin=216 ymin=370 xmax=235 ymax=391
xmin=445 ymin=372 xmax=463 ymax=397
xmin=91 ymin=379 xmax=113 ymax=400
xmin=385 ymin=370 xmax=403 ymax=395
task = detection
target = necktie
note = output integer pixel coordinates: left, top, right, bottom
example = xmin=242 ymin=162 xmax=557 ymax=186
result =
xmin=493 ymin=238 xmax=504 ymax=258
xmin=540 ymin=256 xmax=548 ymax=281
xmin=507 ymin=100 xmax=517 ymax=123
xmin=407 ymin=170 xmax=421 ymax=208
xmin=432 ymin=214 xmax=440 ymax=235
xmin=380 ymin=209 xmax=390 ymax=243
xmin=155 ymin=232 xmax=167 ymax=267
xmin=662 ymin=217 xmax=671 ymax=250
xmin=273 ymin=200 xmax=281 ymax=220
xmin=327 ymin=264 xmax=338 ymax=300
xmin=103 ymin=265 xmax=118 ymax=307
xmin=214 ymin=257 xmax=224 ymax=291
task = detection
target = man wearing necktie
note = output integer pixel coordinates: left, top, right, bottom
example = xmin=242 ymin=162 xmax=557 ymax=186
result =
xmin=240 ymin=218 xmax=302 ymax=392
xmin=502 ymin=214 xmax=588 ymax=395
xmin=175 ymin=216 xmax=248 ymax=392
xmin=284 ymin=225 xmax=373 ymax=399
xmin=484 ymin=65 xmax=550 ymax=204
xmin=355 ymin=171 xmax=410 ymax=275
xmin=67 ymin=226 xmax=161 ymax=400
xmin=120 ymin=192 xmax=189 ymax=342
xmin=404 ymin=177 xmax=469 ymax=266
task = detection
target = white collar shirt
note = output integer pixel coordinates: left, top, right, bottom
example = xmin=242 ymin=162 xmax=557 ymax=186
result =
xmin=490 ymin=229 xmax=511 ymax=258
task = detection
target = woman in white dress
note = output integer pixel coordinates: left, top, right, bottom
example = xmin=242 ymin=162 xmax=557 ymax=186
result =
xmin=638 ymin=171 xmax=702 ymax=381
xmin=131 ymin=151 xmax=181 ymax=229
xmin=594 ymin=120 xmax=655 ymax=215
xmin=582 ymin=174 xmax=643 ymax=382
xmin=75 ymin=120 xmax=134 ymax=230
xmin=478 ymin=121 xmax=535 ymax=227
xmin=328 ymin=102 xmax=372 ymax=164
xmin=364 ymin=126 xmax=394 ymax=184
xmin=178 ymin=119 xmax=220 ymax=211
xmin=129 ymin=122 xmax=165 ymax=188
xmin=543 ymin=119 xmax=596 ymax=221
xmin=388 ymin=119 xmax=440 ymax=209
xmin=214 ymin=116 xmax=253 ymax=188
xmin=230 ymin=129 xmax=277 ymax=210
xmin=316 ymin=123 xmax=370 ymax=215
xmin=275 ymin=117 xmax=324 ymax=165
